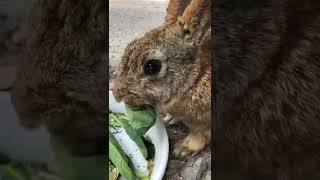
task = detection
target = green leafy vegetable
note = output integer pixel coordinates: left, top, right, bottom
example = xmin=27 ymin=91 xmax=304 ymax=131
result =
xmin=108 ymin=105 xmax=157 ymax=180
xmin=110 ymin=113 xmax=148 ymax=159
xmin=109 ymin=112 xmax=124 ymax=127
xmin=109 ymin=132 xmax=136 ymax=180
xmin=125 ymin=105 xmax=156 ymax=136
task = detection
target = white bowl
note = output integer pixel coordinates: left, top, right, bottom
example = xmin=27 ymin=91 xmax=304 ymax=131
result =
xmin=109 ymin=90 xmax=169 ymax=180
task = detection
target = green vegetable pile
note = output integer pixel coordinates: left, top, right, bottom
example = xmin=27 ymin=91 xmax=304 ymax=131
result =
xmin=109 ymin=105 xmax=156 ymax=180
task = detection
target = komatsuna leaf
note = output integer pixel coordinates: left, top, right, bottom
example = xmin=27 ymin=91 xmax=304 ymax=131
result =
xmin=109 ymin=132 xmax=136 ymax=180
xmin=125 ymin=105 xmax=156 ymax=136
xmin=110 ymin=114 xmax=148 ymax=159
xmin=109 ymin=113 xmax=123 ymax=127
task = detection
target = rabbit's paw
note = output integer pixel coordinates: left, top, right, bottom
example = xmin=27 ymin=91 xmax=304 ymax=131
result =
xmin=173 ymin=132 xmax=206 ymax=157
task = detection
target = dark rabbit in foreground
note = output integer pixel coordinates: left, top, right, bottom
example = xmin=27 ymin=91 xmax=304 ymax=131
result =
xmin=215 ymin=0 xmax=320 ymax=179
xmin=10 ymin=0 xmax=108 ymax=138
xmin=113 ymin=0 xmax=212 ymax=157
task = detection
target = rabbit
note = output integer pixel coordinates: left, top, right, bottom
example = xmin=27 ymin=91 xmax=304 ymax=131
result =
xmin=215 ymin=0 xmax=320 ymax=179
xmin=9 ymin=0 xmax=108 ymax=138
xmin=112 ymin=0 xmax=212 ymax=157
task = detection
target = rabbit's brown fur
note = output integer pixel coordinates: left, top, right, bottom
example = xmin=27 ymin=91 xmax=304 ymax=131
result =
xmin=215 ymin=0 xmax=320 ymax=179
xmin=113 ymin=0 xmax=211 ymax=156
xmin=10 ymin=0 xmax=108 ymax=138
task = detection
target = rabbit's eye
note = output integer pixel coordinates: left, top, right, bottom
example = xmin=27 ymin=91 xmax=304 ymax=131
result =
xmin=144 ymin=59 xmax=162 ymax=75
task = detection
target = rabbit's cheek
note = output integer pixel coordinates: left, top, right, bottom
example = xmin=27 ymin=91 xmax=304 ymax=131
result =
xmin=112 ymin=81 xmax=130 ymax=102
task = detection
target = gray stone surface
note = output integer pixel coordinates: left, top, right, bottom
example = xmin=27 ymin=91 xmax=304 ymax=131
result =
xmin=204 ymin=170 xmax=212 ymax=180
xmin=181 ymin=157 xmax=208 ymax=180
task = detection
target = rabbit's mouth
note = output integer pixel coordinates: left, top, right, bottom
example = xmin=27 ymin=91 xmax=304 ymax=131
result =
xmin=122 ymin=93 xmax=150 ymax=106
xmin=113 ymin=80 xmax=151 ymax=105
xmin=113 ymin=89 xmax=148 ymax=106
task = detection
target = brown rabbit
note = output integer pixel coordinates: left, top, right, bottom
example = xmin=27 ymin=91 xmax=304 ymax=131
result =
xmin=215 ymin=0 xmax=320 ymax=179
xmin=113 ymin=0 xmax=212 ymax=157
xmin=10 ymin=0 xmax=108 ymax=138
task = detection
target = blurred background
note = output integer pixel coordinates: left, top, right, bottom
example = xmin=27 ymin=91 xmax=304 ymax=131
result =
xmin=0 ymin=0 xmax=32 ymax=87
xmin=109 ymin=0 xmax=169 ymax=74
xmin=0 ymin=1 xmax=52 ymax=178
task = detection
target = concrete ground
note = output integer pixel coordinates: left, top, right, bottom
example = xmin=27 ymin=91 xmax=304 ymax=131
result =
xmin=109 ymin=0 xmax=169 ymax=70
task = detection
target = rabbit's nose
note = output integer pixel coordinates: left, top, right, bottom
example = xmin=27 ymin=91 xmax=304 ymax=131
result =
xmin=112 ymin=81 xmax=128 ymax=102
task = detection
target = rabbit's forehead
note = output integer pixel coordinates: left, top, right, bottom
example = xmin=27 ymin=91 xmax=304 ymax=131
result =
xmin=146 ymin=49 xmax=165 ymax=60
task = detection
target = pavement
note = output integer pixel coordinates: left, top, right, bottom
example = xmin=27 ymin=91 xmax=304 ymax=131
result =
xmin=109 ymin=0 xmax=169 ymax=70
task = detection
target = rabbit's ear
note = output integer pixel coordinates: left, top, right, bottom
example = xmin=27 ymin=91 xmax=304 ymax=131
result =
xmin=0 ymin=65 xmax=17 ymax=91
xmin=177 ymin=0 xmax=211 ymax=41
xmin=164 ymin=0 xmax=192 ymax=23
